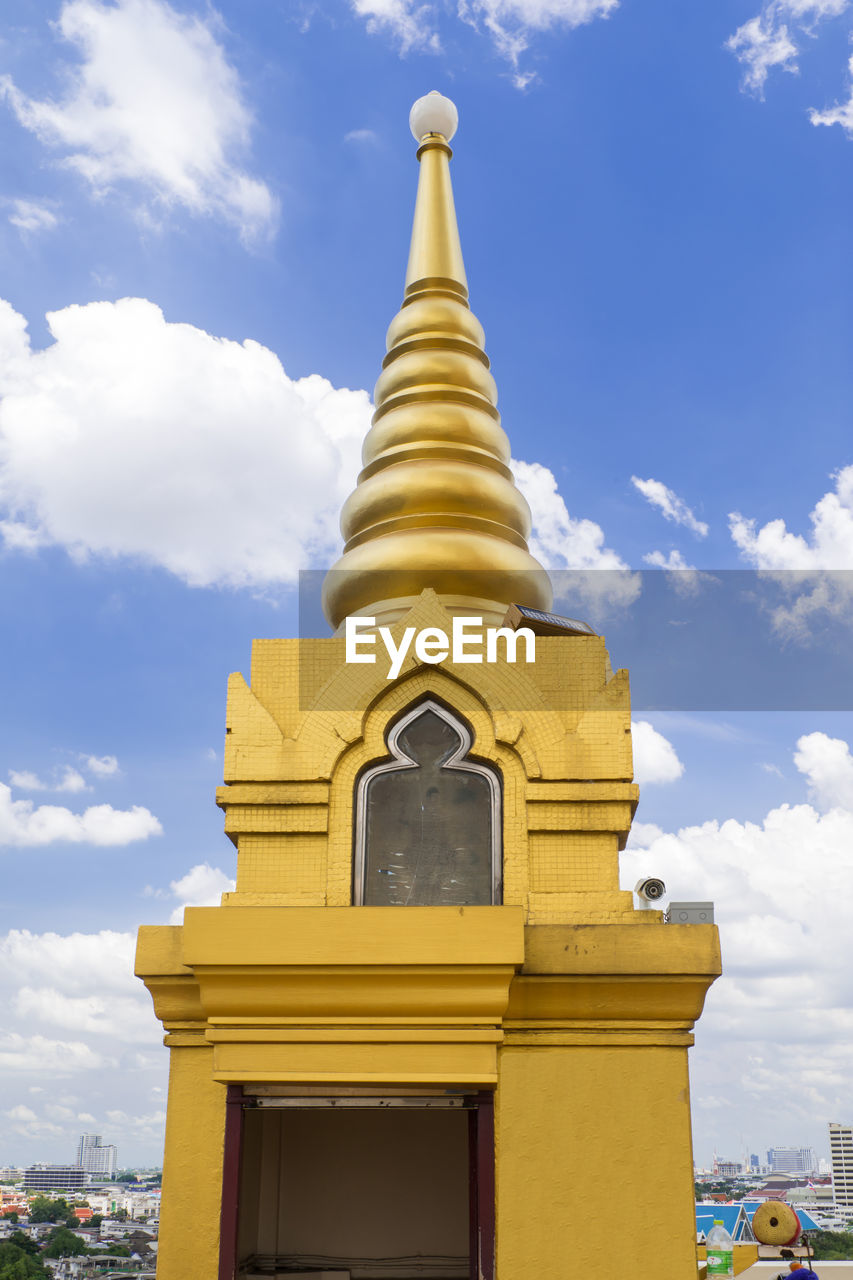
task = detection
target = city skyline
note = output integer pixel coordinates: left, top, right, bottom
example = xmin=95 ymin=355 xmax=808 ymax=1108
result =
xmin=1 ymin=0 xmax=853 ymax=1167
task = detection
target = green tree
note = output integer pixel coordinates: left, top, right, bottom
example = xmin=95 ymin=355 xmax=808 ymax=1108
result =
xmin=3 ymin=1236 xmax=37 ymax=1257
xmin=42 ymin=1226 xmax=89 ymax=1259
xmin=695 ymin=1179 xmax=742 ymax=1199
xmin=0 ymin=1241 xmax=50 ymax=1278
xmin=805 ymin=1228 xmax=853 ymax=1260
xmin=0 ymin=1214 xmax=17 ymax=1224
xmin=26 ymin=1197 xmax=70 ymax=1224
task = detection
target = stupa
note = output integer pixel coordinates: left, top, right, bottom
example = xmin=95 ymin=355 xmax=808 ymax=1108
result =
xmin=136 ymin=91 xmax=720 ymax=1280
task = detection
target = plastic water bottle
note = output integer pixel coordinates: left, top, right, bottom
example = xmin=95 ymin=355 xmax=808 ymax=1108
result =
xmin=706 ymin=1219 xmax=734 ymax=1277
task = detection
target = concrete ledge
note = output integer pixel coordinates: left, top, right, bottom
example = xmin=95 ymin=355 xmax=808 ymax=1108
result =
xmin=182 ymin=905 xmax=525 ymax=967
xmin=522 ymin=922 xmax=722 ymax=977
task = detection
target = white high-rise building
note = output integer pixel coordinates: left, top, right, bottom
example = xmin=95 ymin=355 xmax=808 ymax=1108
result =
xmin=766 ymin=1146 xmax=816 ymax=1175
xmin=76 ymin=1133 xmax=118 ymax=1178
xmin=829 ymin=1123 xmax=853 ymax=1212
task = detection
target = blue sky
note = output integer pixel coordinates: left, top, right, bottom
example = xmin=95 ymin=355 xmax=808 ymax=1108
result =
xmin=1 ymin=0 xmax=853 ymax=1171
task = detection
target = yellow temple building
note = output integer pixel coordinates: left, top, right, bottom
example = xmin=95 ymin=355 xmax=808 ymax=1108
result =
xmin=136 ymin=91 xmax=721 ymax=1280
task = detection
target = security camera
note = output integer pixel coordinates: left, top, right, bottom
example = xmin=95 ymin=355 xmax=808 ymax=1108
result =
xmin=634 ymin=877 xmax=666 ymax=902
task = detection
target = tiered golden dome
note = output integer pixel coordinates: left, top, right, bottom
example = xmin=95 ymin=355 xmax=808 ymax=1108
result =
xmin=322 ymin=91 xmax=553 ymax=629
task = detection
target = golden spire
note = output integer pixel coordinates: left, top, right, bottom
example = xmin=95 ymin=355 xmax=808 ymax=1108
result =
xmin=322 ymin=91 xmax=553 ymax=630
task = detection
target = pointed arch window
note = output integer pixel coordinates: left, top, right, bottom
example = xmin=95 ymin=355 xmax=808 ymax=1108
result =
xmin=354 ymin=701 xmax=501 ymax=906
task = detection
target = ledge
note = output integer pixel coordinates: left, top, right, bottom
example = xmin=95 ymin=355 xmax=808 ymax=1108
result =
xmin=522 ymin=923 xmax=721 ymax=977
xmin=182 ymin=905 xmax=525 ymax=967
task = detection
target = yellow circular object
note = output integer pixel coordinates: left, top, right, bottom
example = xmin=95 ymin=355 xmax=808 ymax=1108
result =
xmin=752 ymin=1200 xmax=801 ymax=1246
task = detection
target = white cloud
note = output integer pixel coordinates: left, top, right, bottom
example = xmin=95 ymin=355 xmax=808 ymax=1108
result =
xmin=350 ymin=0 xmax=441 ymax=52
xmin=5 ymin=1104 xmax=38 ymax=1123
xmin=631 ymin=476 xmax=708 ymax=537
xmin=0 ymin=0 xmax=277 ymax=241
xmin=512 ymin=457 xmax=640 ymax=611
xmin=0 ymin=296 xmax=370 ymax=588
xmin=169 ymin=862 xmax=235 ymax=923
xmin=16 ymin=986 xmax=156 ymax=1043
xmin=7 ymin=199 xmax=59 ymax=234
xmin=730 ymin=466 xmax=853 ymax=570
xmin=0 ymin=929 xmax=138 ymax=995
xmin=0 ymin=519 xmax=48 ymax=550
xmin=726 ymin=0 xmax=849 ymax=96
xmin=344 ymin=128 xmax=380 ymax=145
xmin=0 ymin=299 xmax=627 ymax=604
xmin=726 ymin=15 xmax=798 ymax=94
xmin=459 ymin=0 xmax=618 ymax=75
xmin=0 ymin=1032 xmax=107 ymax=1073
xmin=625 ymin=795 xmax=853 ymax=988
xmin=810 ymin=52 xmax=853 ymax=135
xmin=515 ymin=460 xmax=628 ymax=569
xmin=3 ymin=1102 xmax=64 ymax=1139
xmin=104 ymin=1107 xmax=166 ymax=1131
xmin=0 ymin=785 xmax=161 ymax=846
xmin=622 ymin=731 xmax=853 ymax=1125
xmin=7 ymin=770 xmax=44 ymax=791
xmin=84 ymin=754 xmax=119 ymax=777
xmin=626 ymin=820 xmax=665 ymax=848
xmin=643 ymin=549 xmax=693 ymax=571
xmin=631 ymin=720 xmax=685 ymax=785
xmin=794 ymin=731 xmax=853 ymax=811
xmin=642 ymin=548 xmax=708 ymax=597
xmin=785 ymin=0 xmax=849 ymax=12
xmin=730 ymin=466 xmax=853 ymax=635
xmin=44 ymin=1104 xmax=75 ymax=1120
xmin=350 ymin=0 xmax=617 ymax=80
xmin=0 ymin=928 xmax=166 ymax=1158
xmin=56 ymin=767 xmax=88 ymax=792
xmin=9 ymin=765 xmax=87 ymax=792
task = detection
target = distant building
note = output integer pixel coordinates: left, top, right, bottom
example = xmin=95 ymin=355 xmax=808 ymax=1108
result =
xmin=767 ymin=1147 xmax=816 ymax=1175
xmin=76 ymin=1134 xmax=117 ymax=1179
xmin=87 ymin=1189 xmax=160 ymax=1220
xmin=715 ymin=1160 xmax=743 ymax=1177
xmin=749 ymin=1154 xmax=760 ymax=1171
xmin=829 ymin=1123 xmax=853 ymax=1212
xmin=696 ymin=1204 xmax=756 ymax=1242
xmin=23 ymin=1165 xmax=87 ymax=1193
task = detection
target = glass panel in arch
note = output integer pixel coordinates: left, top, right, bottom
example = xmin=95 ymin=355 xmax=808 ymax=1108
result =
xmin=362 ymin=708 xmax=495 ymax=906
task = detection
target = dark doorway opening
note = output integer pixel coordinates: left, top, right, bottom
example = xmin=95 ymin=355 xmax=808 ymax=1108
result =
xmin=221 ymin=1093 xmax=494 ymax=1280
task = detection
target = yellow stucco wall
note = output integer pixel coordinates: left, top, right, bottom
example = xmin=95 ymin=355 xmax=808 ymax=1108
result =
xmin=697 ymin=1243 xmax=761 ymax=1275
xmin=157 ymin=1041 xmax=225 ymax=1280
xmin=218 ymin=591 xmax=643 ymax=924
xmin=136 ymin=592 xmax=722 ymax=1278
xmin=496 ymin=1045 xmax=697 ymax=1279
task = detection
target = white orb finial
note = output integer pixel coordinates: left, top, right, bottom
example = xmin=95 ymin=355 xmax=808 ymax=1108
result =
xmin=409 ymin=90 xmax=458 ymax=143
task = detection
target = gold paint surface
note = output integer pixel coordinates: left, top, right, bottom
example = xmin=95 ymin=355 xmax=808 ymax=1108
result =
xmin=323 ymin=130 xmax=551 ymax=627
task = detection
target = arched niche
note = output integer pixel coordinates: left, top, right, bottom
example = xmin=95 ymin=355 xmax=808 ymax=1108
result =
xmin=354 ymin=699 xmax=501 ymax=906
